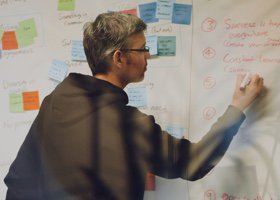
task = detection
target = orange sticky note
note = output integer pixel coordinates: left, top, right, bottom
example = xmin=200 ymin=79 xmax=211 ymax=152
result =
xmin=2 ymin=31 xmax=18 ymax=50
xmin=22 ymin=91 xmax=40 ymax=111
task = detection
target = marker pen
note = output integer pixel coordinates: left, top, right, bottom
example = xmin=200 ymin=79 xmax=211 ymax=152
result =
xmin=240 ymin=72 xmax=251 ymax=90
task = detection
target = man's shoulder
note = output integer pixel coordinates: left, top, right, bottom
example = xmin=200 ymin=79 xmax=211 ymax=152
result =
xmin=124 ymin=105 xmax=156 ymax=123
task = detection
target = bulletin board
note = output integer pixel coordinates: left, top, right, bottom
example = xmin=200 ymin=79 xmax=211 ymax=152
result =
xmin=0 ymin=0 xmax=279 ymax=200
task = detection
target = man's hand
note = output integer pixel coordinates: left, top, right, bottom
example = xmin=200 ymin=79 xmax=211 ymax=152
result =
xmin=231 ymin=73 xmax=264 ymax=111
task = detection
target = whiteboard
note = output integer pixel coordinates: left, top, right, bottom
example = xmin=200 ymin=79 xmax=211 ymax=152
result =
xmin=0 ymin=0 xmax=279 ymax=200
xmin=188 ymin=0 xmax=280 ymax=199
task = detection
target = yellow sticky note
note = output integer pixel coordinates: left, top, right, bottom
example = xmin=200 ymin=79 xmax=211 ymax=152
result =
xmin=23 ymin=91 xmax=40 ymax=111
xmin=58 ymin=0 xmax=75 ymax=11
xmin=0 ymin=28 xmax=4 ymax=40
xmin=9 ymin=93 xmax=24 ymax=113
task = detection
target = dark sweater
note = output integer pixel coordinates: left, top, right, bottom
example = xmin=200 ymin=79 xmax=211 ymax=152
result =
xmin=4 ymin=73 xmax=245 ymax=200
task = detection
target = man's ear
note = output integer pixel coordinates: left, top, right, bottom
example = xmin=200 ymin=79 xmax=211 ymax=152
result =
xmin=112 ymin=50 xmax=126 ymax=69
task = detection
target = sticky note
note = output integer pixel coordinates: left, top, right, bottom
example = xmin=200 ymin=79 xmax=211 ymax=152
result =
xmin=71 ymin=40 xmax=87 ymax=61
xmin=120 ymin=9 xmax=137 ymax=16
xmin=16 ymin=18 xmax=37 ymax=48
xmin=156 ymin=0 xmax=175 ymax=20
xmin=139 ymin=2 xmax=159 ymax=23
xmin=58 ymin=0 xmax=75 ymax=11
xmin=16 ymin=31 xmax=34 ymax=48
xmin=22 ymin=91 xmax=40 ymax=111
xmin=0 ymin=42 xmax=2 ymax=58
xmin=145 ymin=173 xmax=155 ymax=191
xmin=157 ymin=36 xmax=176 ymax=56
xmin=18 ymin=18 xmax=37 ymax=38
xmin=48 ymin=59 xmax=69 ymax=82
xmin=2 ymin=31 xmax=18 ymax=50
xmin=166 ymin=126 xmax=184 ymax=138
xmin=0 ymin=28 xmax=4 ymax=40
xmin=127 ymin=86 xmax=147 ymax=107
xmin=172 ymin=3 xmax=192 ymax=25
xmin=146 ymin=35 xmax=158 ymax=56
xmin=9 ymin=93 xmax=24 ymax=113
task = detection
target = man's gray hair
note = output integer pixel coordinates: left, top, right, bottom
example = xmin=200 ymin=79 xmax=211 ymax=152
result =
xmin=83 ymin=12 xmax=147 ymax=75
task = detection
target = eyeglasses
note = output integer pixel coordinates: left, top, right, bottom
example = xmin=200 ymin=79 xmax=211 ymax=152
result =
xmin=120 ymin=46 xmax=150 ymax=52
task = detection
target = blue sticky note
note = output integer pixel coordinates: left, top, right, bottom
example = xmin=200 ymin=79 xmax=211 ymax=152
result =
xmin=127 ymin=86 xmax=147 ymax=108
xmin=48 ymin=59 xmax=69 ymax=82
xmin=139 ymin=2 xmax=159 ymax=23
xmin=166 ymin=126 xmax=184 ymax=138
xmin=146 ymin=35 xmax=158 ymax=56
xmin=156 ymin=0 xmax=175 ymax=20
xmin=158 ymin=36 xmax=176 ymax=56
xmin=71 ymin=40 xmax=87 ymax=61
xmin=172 ymin=3 xmax=192 ymax=25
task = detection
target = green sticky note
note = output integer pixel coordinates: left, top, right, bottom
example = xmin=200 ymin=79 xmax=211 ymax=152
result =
xmin=16 ymin=29 xmax=35 ymax=48
xmin=58 ymin=0 xmax=75 ymax=11
xmin=16 ymin=18 xmax=37 ymax=48
xmin=0 ymin=28 xmax=4 ymax=40
xmin=9 ymin=93 xmax=24 ymax=113
xmin=19 ymin=18 xmax=37 ymax=37
xmin=158 ymin=36 xmax=176 ymax=56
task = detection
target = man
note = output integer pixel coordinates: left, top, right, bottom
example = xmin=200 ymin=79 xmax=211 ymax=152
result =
xmin=4 ymin=12 xmax=264 ymax=200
